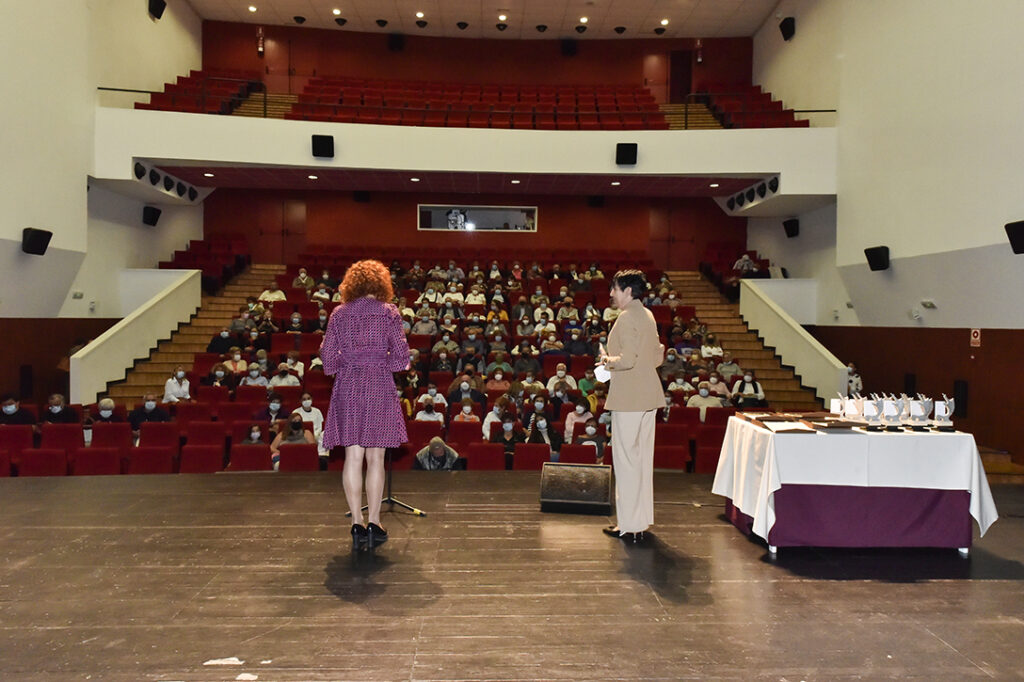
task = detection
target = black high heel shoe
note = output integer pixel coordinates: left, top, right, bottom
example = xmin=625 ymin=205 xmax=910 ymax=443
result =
xmin=351 ymin=523 xmax=368 ymax=551
xmin=366 ymin=522 xmax=388 ymax=549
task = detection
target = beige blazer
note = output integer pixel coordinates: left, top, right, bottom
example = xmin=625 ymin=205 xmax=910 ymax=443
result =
xmin=604 ymin=298 xmax=665 ymax=412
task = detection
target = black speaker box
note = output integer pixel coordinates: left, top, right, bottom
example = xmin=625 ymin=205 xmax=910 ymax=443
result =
xmin=353 ymin=191 xmax=371 ymax=203
xmin=953 ymin=379 xmax=968 ymax=419
xmin=561 ymin=39 xmax=578 ymax=57
xmin=587 ymin=195 xmax=605 ymax=208
xmin=780 ymin=16 xmax=796 ymax=41
xmin=148 ymin=0 xmax=166 ymax=20
xmin=615 ymin=142 xmax=638 ymax=165
xmin=783 ymin=218 xmax=799 ymax=238
xmin=21 ymin=228 xmax=52 ymax=256
xmin=1005 ymin=220 xmax=1024 ymax=254
xmin=311 ymin=134 xmax=334 ymax=158
xmin=142 ymin=206 xmax=162 ymax=226
xmin=540 ymin=462 xmax=613 ymax=514
xmin=864 ymin=246 xmax=890 ymax=271
xmin=388 ymin=33 xmax=405 ymax=51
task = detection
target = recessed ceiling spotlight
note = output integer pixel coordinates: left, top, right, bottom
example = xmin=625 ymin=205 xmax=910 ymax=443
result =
xmin=332 ymin=8 xmax=341 ymax=15
xmin=203 ymin=172 xmax=215 ymax=178
xmin=416 ymin=11 xmax=424 ymax=18
xmin=610 ymin=181 xmax=621 ymax=186
xmin=248 ymin=5 xmax=257 ymax=12
xmin=660 ymin=18 xmax=669 ymax=26
xmin=709 ymin=183 xmax=719 ymax=188
xmin=498 ymin=13 xmax=507 ymax=21
xmin=308 ymin=174 xmax=318 ymax=180
xmin=510 ymin=179 xmax=521 ymax=184
xmin=410 ymin=177 xmax=420 ymax=182
xmin=614 ymin=26 xmax=626 ymax=34
xmin=579 ymin=16 xmax=588 ymax=23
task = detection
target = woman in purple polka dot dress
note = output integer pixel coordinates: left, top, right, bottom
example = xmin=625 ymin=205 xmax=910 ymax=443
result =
xmin=321 ymin=259 xmax=409 ymax=550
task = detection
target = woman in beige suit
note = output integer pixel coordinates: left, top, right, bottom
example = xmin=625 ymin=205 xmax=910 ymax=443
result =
xmin=598 ymin=270 xmax=665 ymax=543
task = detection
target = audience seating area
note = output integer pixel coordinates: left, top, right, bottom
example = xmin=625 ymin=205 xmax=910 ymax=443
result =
xmin=135 ymin=69 xmax=261 ymax=115
xmin=699 ymin=84 xmax=809 ymax=129
xmin=158 ymin=234 xmax=250 ymax=292
xmin=699 ymin=244 xmax=771 ymax=301
xmin=284 ymin=76 xmax=669 ymax=130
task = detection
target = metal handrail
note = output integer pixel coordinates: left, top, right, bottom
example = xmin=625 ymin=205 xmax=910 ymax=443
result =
xmin=682 ymin=90 xmax=836 ymax=129
xmin=99 ymin=76 xmax=264 ymax=115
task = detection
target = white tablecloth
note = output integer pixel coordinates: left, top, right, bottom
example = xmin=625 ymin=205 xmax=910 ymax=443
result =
xmin=711 ymin=417 xmax=999 ymax=541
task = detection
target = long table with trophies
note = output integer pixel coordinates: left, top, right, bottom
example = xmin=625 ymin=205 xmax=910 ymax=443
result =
xmin=711 ymin=414 xmax=999 ymax=554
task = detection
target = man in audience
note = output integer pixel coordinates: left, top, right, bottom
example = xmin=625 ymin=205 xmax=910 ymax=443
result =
xmin=85 ymin=398 xmax=124 ymax=425
xmin=128 ymin=393 xmax=171 ymax=434
xmin=659 ymin=348 xmax=686 ymax=382
xmin=317 ymin=268 xmax=337 ymax=290
xmin=240 ymin=365 xmax=269 ymax=387
xmin=716 ymin=352 xmax=742 ymax=383
xmin=458 ymin=327 xmax=486 ymax=371
xmin=284 ymin=313 xmax=306 ymax=334
xmin=253 ymin=392 xmax=287 ymax=425
xmin=43 ymin=394 xmax=79 ymax=424
xmin=0 ymin=393 xmax=36 ymax=425
xmin=310 ymin=308 xmax=330 ymax=334
xmin=563 ymin=328 xmax=591 ymax=357
xmin=431 ymin=331 xmax=459 ymax=357
xmin=511 ymin=295 xmax=532 ymax=322
xmin=411 ymin=313 xmax=438 ymax=336
xmin=513 ymin=345 xmax=541 ymax=378
xmin=546 ymin=363 xmax=578 ymax=391
xmin=206 ymin=327 xmax=236 ymax=355
xmin=258 ymin=282 xmax=287 ymax=303
xmin=447 ymin=375 xmax=486 ymax=414
xmin=578 ymin=368 xmax=598 ymax=396
xmin=228 ymin=306 xmax=256 ymax=334
xmin=602 ymin=300 xmax=620 ymax=323
xmin=292 ymin=392 xmax=325 ymax=454
xmin=687 ymin=381 xmax=726 ymax=422
xmin=292 ymin=267 xmax=315 ymax=290
xmin=269 ymin=363 xmax=301 ymax=388
xmin=431 ymin=350 xmax=455 ymax=373
xmin=414 ymin=396 xmax=445 ymax=423
xmin=412 ymin=436 xmax=463 ymax=471
xmin=416 ymin=384 xmax=447 ymax=413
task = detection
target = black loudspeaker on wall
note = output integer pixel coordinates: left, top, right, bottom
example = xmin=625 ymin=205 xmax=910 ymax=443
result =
xmin=148 ymin=0 xmax=167 ymax=20
xmin=783 ymin=218 xmax=800 ymax=238
xmin=561 ymin=38 xmax=578 ymax=57
xmin=21 ymin=228 xmax=52 ymax=256
xmin=864 ymin=246 xmax=890 ymax=271
xmin=539 ymin=462 xmax=613 ymax=514
xmin=779 ymin=16 xmax=796 ymax=41
xmin=353 ymin=191 xmax=371 ymax=203
xmin=953 ymin=379 xmax=968 ymax=419
xmin=311 ymin=134 xmax=334 ymax=159
xmin=1005 ymin=220 xmax=1024 ymax=254
xmin=142 ymin=206 xmax=162 ymax=227
xmin=615 ymin=142 xmax=638 ymax=166
xmin=388 ymin=33 xmax=405 ymax=51
xmin=587 ymin=195 xmax=605 ymax=208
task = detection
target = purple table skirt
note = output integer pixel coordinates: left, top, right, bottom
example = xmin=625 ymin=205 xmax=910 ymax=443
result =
xmin=724 ymin=485 xmax=973 ymax=549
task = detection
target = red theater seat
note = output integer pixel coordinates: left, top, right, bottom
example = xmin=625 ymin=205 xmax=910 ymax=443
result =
xmin=179 ymin=444 xmax=225 ymax=473
xmin=18 ymin=449 xmax=68 ymax=476
xmin=138 ymin=422 xmax=181 ymax=455
xmin=653 ymin=445 xmax=690 ymax=470
xmin=0 ymin=450 xmax=10 ymax=476
xmin=227 ymin=444 xmax=273 ymax=471
xmin=128 ymin=446 xmax=176 ymax=474
xmin=558 ymin=444 xmax=598 ymax=464
xmin=513 ymin=443 xmax=551 ymax=469
xmin=278 ymin=443 xmax=320 ymax=472
xmin=465 ymin=442 xmax=506 ymax=470
xmin=73 ymin=447 xmax=122 ymax=475
xmin=40 ymin=424 xmax=85 ymax=453
xmin=0 ymin=425 xmax=35 ymax=463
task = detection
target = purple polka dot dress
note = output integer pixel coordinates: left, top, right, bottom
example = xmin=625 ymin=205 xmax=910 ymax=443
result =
xmin=320 ymin=297 xmax=410 ymax=449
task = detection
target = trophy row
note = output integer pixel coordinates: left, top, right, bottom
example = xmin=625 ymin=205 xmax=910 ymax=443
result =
xmin=830 ymin=393 xmax=956 ymax=432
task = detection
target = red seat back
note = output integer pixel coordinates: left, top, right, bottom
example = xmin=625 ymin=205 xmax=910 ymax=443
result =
xmin=90 ymin=422 xmax=133 ymax=450
xmin=40 ymin=423 xmax=84 ymax=452
xmin=139 ymin=421 xmax=181 ymax=452
xmin=447 ymin=420 xmax=483 ymax=448
xmin=703 ymin=407 xmax=736 ymax=428
xmin=0 ymin=449 xmax=9 ymax=476
xmin=654 ymin=424 xmax=691 ymax=448
xmin=195 ymin=385 xmax=230 ymax=404
xmin=0 ymin=425 xmax=35 ymax=460
xmin=278 ymin=443 xmax=320 ymax=472
xmin=653 ymin=445 xmax=690 ymax=469
xmin=557 ymin=443 xmax=598 ymax=464
xmin=179 ymin=444 xmax=225 ymax=473
xmin=184 ymin=421 xmax=228 ymax=447
xmin=693 ymin=445 xmax=722 ymax=474
xmin=128 ymin=446 xmax=176 ymax=474
xmin=19 ymin=448 xmax=68 ymax=476
xmin=234 ymin=385 xmax=269 ymax=404
xmin=228 ymin=444 xmax=273 ymax=471
xmin=513 ymin=443 xmax=551 ymax=469
xmin=73 ymin=447 xmax=122 ymax=475
xmin=465 ymin=442 xmax=506 ymax=470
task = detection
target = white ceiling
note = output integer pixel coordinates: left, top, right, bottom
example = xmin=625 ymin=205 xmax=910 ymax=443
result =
xmin=184 ymin=0 xmax=779 ymax=40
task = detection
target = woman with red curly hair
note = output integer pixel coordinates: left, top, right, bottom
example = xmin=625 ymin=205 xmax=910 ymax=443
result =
xmin=320 ymin=259 xmax=409 ymax=551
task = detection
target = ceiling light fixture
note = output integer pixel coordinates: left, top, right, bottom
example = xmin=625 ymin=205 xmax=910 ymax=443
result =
xmin=575 ymin=25 xmax=587 ymax=33
xmin=510 ymin=179 xmax=521 ymax=184
xmin=610 ymin=181 xmax=621 ymax=186
xmin=709 ymin=182 xmax=719 ymax=188
xmin=334 ymin=17 xmax=347 ymax=26
xmin=498 ymin=13 xmax=507 ymax=21
xmin=410 ymin=177 xmax=420 ymax=182
xmin=456 ymin=21 xmax=468 ymax=29
xmin=416 ymin=11 xmax=424 ymax=18
xmin=660 ymin=18 xmax=669 ymax=26
xmin=204 ymin=172 xmax=215 ymax=178
xmin=416 ymin=19 xmax=427 ymax=27
xmin=332 ymin=8 xmax=341 ymax=15
xmin=496 ymin=22 xmax=508 ymax=31
xmin=248 ymin=5 xmax=257 ymax=12
xmin=579 ymin=16 xmax=588 ymax=23
xmin=535 ymin=24 xmax=547 ymax=32
xmin=654 ymin=27 xmax=666 ymax=35
xmin=308 ymin=174 xmax=318 ymax=180
xmin=614 ymin=26 xmax=626 ymax=34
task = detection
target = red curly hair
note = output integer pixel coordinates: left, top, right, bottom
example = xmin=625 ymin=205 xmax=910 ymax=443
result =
xmin=339 ymin=259 xmax=394 ymax=303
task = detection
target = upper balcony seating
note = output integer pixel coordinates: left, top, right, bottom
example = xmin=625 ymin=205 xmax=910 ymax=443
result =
xmin=134 ymin=69 xmax=262 ymax=115
xmin=698 ymin=84 xmax=809 ymax=129
xmin=158 ymin=234 xmax=250 ymax=293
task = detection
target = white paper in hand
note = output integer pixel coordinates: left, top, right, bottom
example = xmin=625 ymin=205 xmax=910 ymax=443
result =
xmin=594 ymin=364 xmax=611 ymax=383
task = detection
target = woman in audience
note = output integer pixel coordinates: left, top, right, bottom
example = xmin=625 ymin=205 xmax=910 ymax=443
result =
xmin=239 ymin=422 xmax=265 ymax=445
xmin=269 ymin=363 xmax=300 ymax=388
xmin=574 ymin=418 xmax=607 ymax=463
xmin=284 ymin=312 xmax=305 ymax=334
xmin=85 ymin=398 xmax=123 ymax=425
xmin=485 ymin=352 xmax=513 ymax=377
xmin=310 ymin=284 xmax=331 ymax=306
xmin=687 ymin=381 xmax=727 ymax=422
xmin=414 ymin=396 xmax=445 ymax=423
xmin=465 ymin=284 xmax=486 ymax=306
xmin=416 ymin=384 xmax=447 ymax=412
xmin=731 ymin=371 xmax=767 ymax=408
xmin=240 ymin=365 xmax=269 ymax=387
xmin=258 ymin=282 xmax=287 ymax=303
xmin=256 ymin=311 xmax=279 ymax=334
xmin=539 ymin=332 xmax=564 ymax=356
xmin=292 ymin=392 xmax=325 ymax=453
xmin=701 ymin=334 xmax=724 ymax=360
xmin=270 ymin=413 xmax=316 ymax=469
xmin=526 ymin=412 xmax=562 ymax=460
xmin=516 ymin=315 xmax=535 ymax=337
xmin=524 ymin=394 xmax=553 ymax=431
xmin=489 ymin=331 xmax=508 ymax=353
xmin=484 ymin=315 xmax=509 ymax=339
xmin=563 ymin=400 xmax=593 ymax=442
xmin=486 ymin=301 xmax=508 ymax=323
xmin=321 ymin=258 xmax=409 ymax=551
xmin=556 ymin=297 xmax=580 ymax=323
xmin=452 ymin=398 xmax=480 ymax=424
xmin=162 ymin=366 xmax=192 ymax=403
xmin=666 ymin=374 xmax=695 ymax=393
xmin=481 ymin=396 xmax=509 ymax=439
xmin=202 ymin=363 xmax=235 ymax=390
xmin=491 ymin=412 xmax=526 ymax=469
xmin=431 ymin=350 xmax=455 ymax=373
xmin=397 ymin=387 xmax=413 ymax=419
xmin=707 ymin=372 xmax=731 ymax=399
xmin=224 ymin=347 xmax=248 ymax=375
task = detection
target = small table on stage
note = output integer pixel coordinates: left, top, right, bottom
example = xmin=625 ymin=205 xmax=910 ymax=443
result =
xmin=711 ymin=417 xmax=999 ymax=555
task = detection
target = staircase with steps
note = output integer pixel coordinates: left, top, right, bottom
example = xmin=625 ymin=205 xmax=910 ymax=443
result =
xmin=232 ymin=92 xmax=298 ymax=119
xmin=659 ymin=103 xmax=723 ymax=130
xmin=664 ymin=270 xmax=821 ymax=411
xmin=105 ymin=264 xmax=286 ymax=408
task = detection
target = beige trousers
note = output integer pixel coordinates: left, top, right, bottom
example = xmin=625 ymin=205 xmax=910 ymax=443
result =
xmin=610 ymin=410 xmax=656 ymax=533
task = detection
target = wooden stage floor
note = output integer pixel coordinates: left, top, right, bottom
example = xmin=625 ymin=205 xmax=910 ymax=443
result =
xmin=1 ymin=471 xmax=1023 ymax=680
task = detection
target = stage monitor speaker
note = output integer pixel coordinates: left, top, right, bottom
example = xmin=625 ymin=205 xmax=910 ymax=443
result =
xmin=864 ymin=246 xmax=890 ymax=271
xmin=388 ymin=33 xmax=405 ymax=51
xmin=539 ymin=462 xmax=613 ymax=514
xmin=779 ymin=16 xmax=796 ymax=41
xmin=1005 ymin=220 xmax=1024 ymax=254
xmin=21 ymin=228 xmax=52 ymax=256
xmin=148 ymin=0 xmax=166 ymax=20
xmin=953 ymin=379 xmax=968 ymax=419
xmin=353 ymin=190 xmax=371 ymax=203
xmin=904 ymin=372 xmax=917 ymax=396
xmin=311 ymin=134 xmax=334 ymax=158
xmin=561 ymin=38 xmax=578 ymax=57
xmin=783 ymin=218 xmax=800 ymax=238
xmin=587 ymin=195 xmax=605 ymax=208
xmin=615 ymin=142 xmax=638 ymax=165
xmin=142 ymin=206 xmax=162 ymax=226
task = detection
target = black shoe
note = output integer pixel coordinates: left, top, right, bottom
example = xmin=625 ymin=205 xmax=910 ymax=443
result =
xmin=367 ymin=522 xmax=388 ymax=549
xmin=603 ymin=526 xmax=622 ymax=538
xmin=350 ymin=524 xmax=368 ymax=551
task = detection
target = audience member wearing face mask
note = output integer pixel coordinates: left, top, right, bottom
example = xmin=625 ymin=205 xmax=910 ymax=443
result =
xmin=128 ymin=393 xmax=171 ymax=434
xmin=686 ymin=381 xmax=727 ymax=422
xmin=412 ymin=436 xmax=464 ymax=471
xmin=573 ymin=418 xmax=608 ymax=463
xmin=253 ymin=392 xmax=287 ymax=425
xmin=526 ymin=411 xmax=563 ymax=459
xmin=414 ymin=396 xmax=445 ymax=423
xmin=270 ymin=414 xmax=317 ymax=469
xmin=162 ymin=367 xmax=192 ymax=404
xmin=545 ymin=363 xmax=578 ymax=392
xmin=206 ymin=327 xmax=236 ymax=355
xmin=291 ymin=393 xmax=326 ymax=456
xmin=452 ymin=398 xmax=481 ymax=423
xmin=490 ymin=414 xmax=526 ymax=468
xmin=268 ymin=363 xmax=301 ymax=388
xmin=0 ymin=393 xmax=37 ymax=425
xmin=563 ymin=401 xmax=595 ymax=442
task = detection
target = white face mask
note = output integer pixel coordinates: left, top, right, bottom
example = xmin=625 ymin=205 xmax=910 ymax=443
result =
xmin=575 ymin=405 xmax=585 ymax=414
xmin=534 ymin=401 xmax=545 ymax=411
xmin=215 ymin=371 xmax=225 ymax=378
xmin=251 ymin=430 xmax=261 ymax=440
xmin=442 ymin=335 xmax=450 ymax=342
xmin=2 ymin=404 xmax=16 ymax=415
xmin=744 ymin=375 xmax=753 ymax=383
xmin=462 ymin=405 xmax=472 ymax=414
xmin=585 ymin=425 xmax=597 ymax=436
xmin=50 ymin=405 xmax=63 ymax=414
xmin=269 ymin=402 xmax=281 ymax=411
xmin=287 ymin=358 xmax=295 ymax=365
xmin=428 ymin=388 xmax=437 ymax=396
xmin=555 ymin=391 xmax=564 ymax=398
xmin=250 ymin=369 xmax=260 ymax=377
xmin=495 ymin=335 xmax=502 ymax=342
xmin=556 ymin=370 xmax=566 ymax=378
xmin=233 ymin=354 xmax=242 ymax=362
xmin=99 ymin=409 xmax=113 ymax=419
xmin=460 ymin=382 xmax=470 ymax=392
xmin=144 ymin=401 xmax=156 ymax=411
xmin=494 ymin=374 xmax=503 ymax=381
xmin=503 ymin=422 xmax=515 ymax=432
xmin=537 ymin=419 xmax=547 ymax=430
xmin=220 ymin=331 xmax=229 ymax=338
xmin=176 ymin=371 xmax=185 ymax=379
xmin=302 ymin=399 xmax=312 ymax=409
xmin=710 ymin=377 xmax=718 ymax=384
xmin=699 ymin=388 xmax=710 ymax=397
xmin=468 ymin=334 xmax=476 ymax=340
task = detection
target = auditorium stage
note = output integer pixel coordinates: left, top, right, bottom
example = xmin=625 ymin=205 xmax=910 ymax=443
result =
xmin=2 ymin=472 xmax=1023 ymax=681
